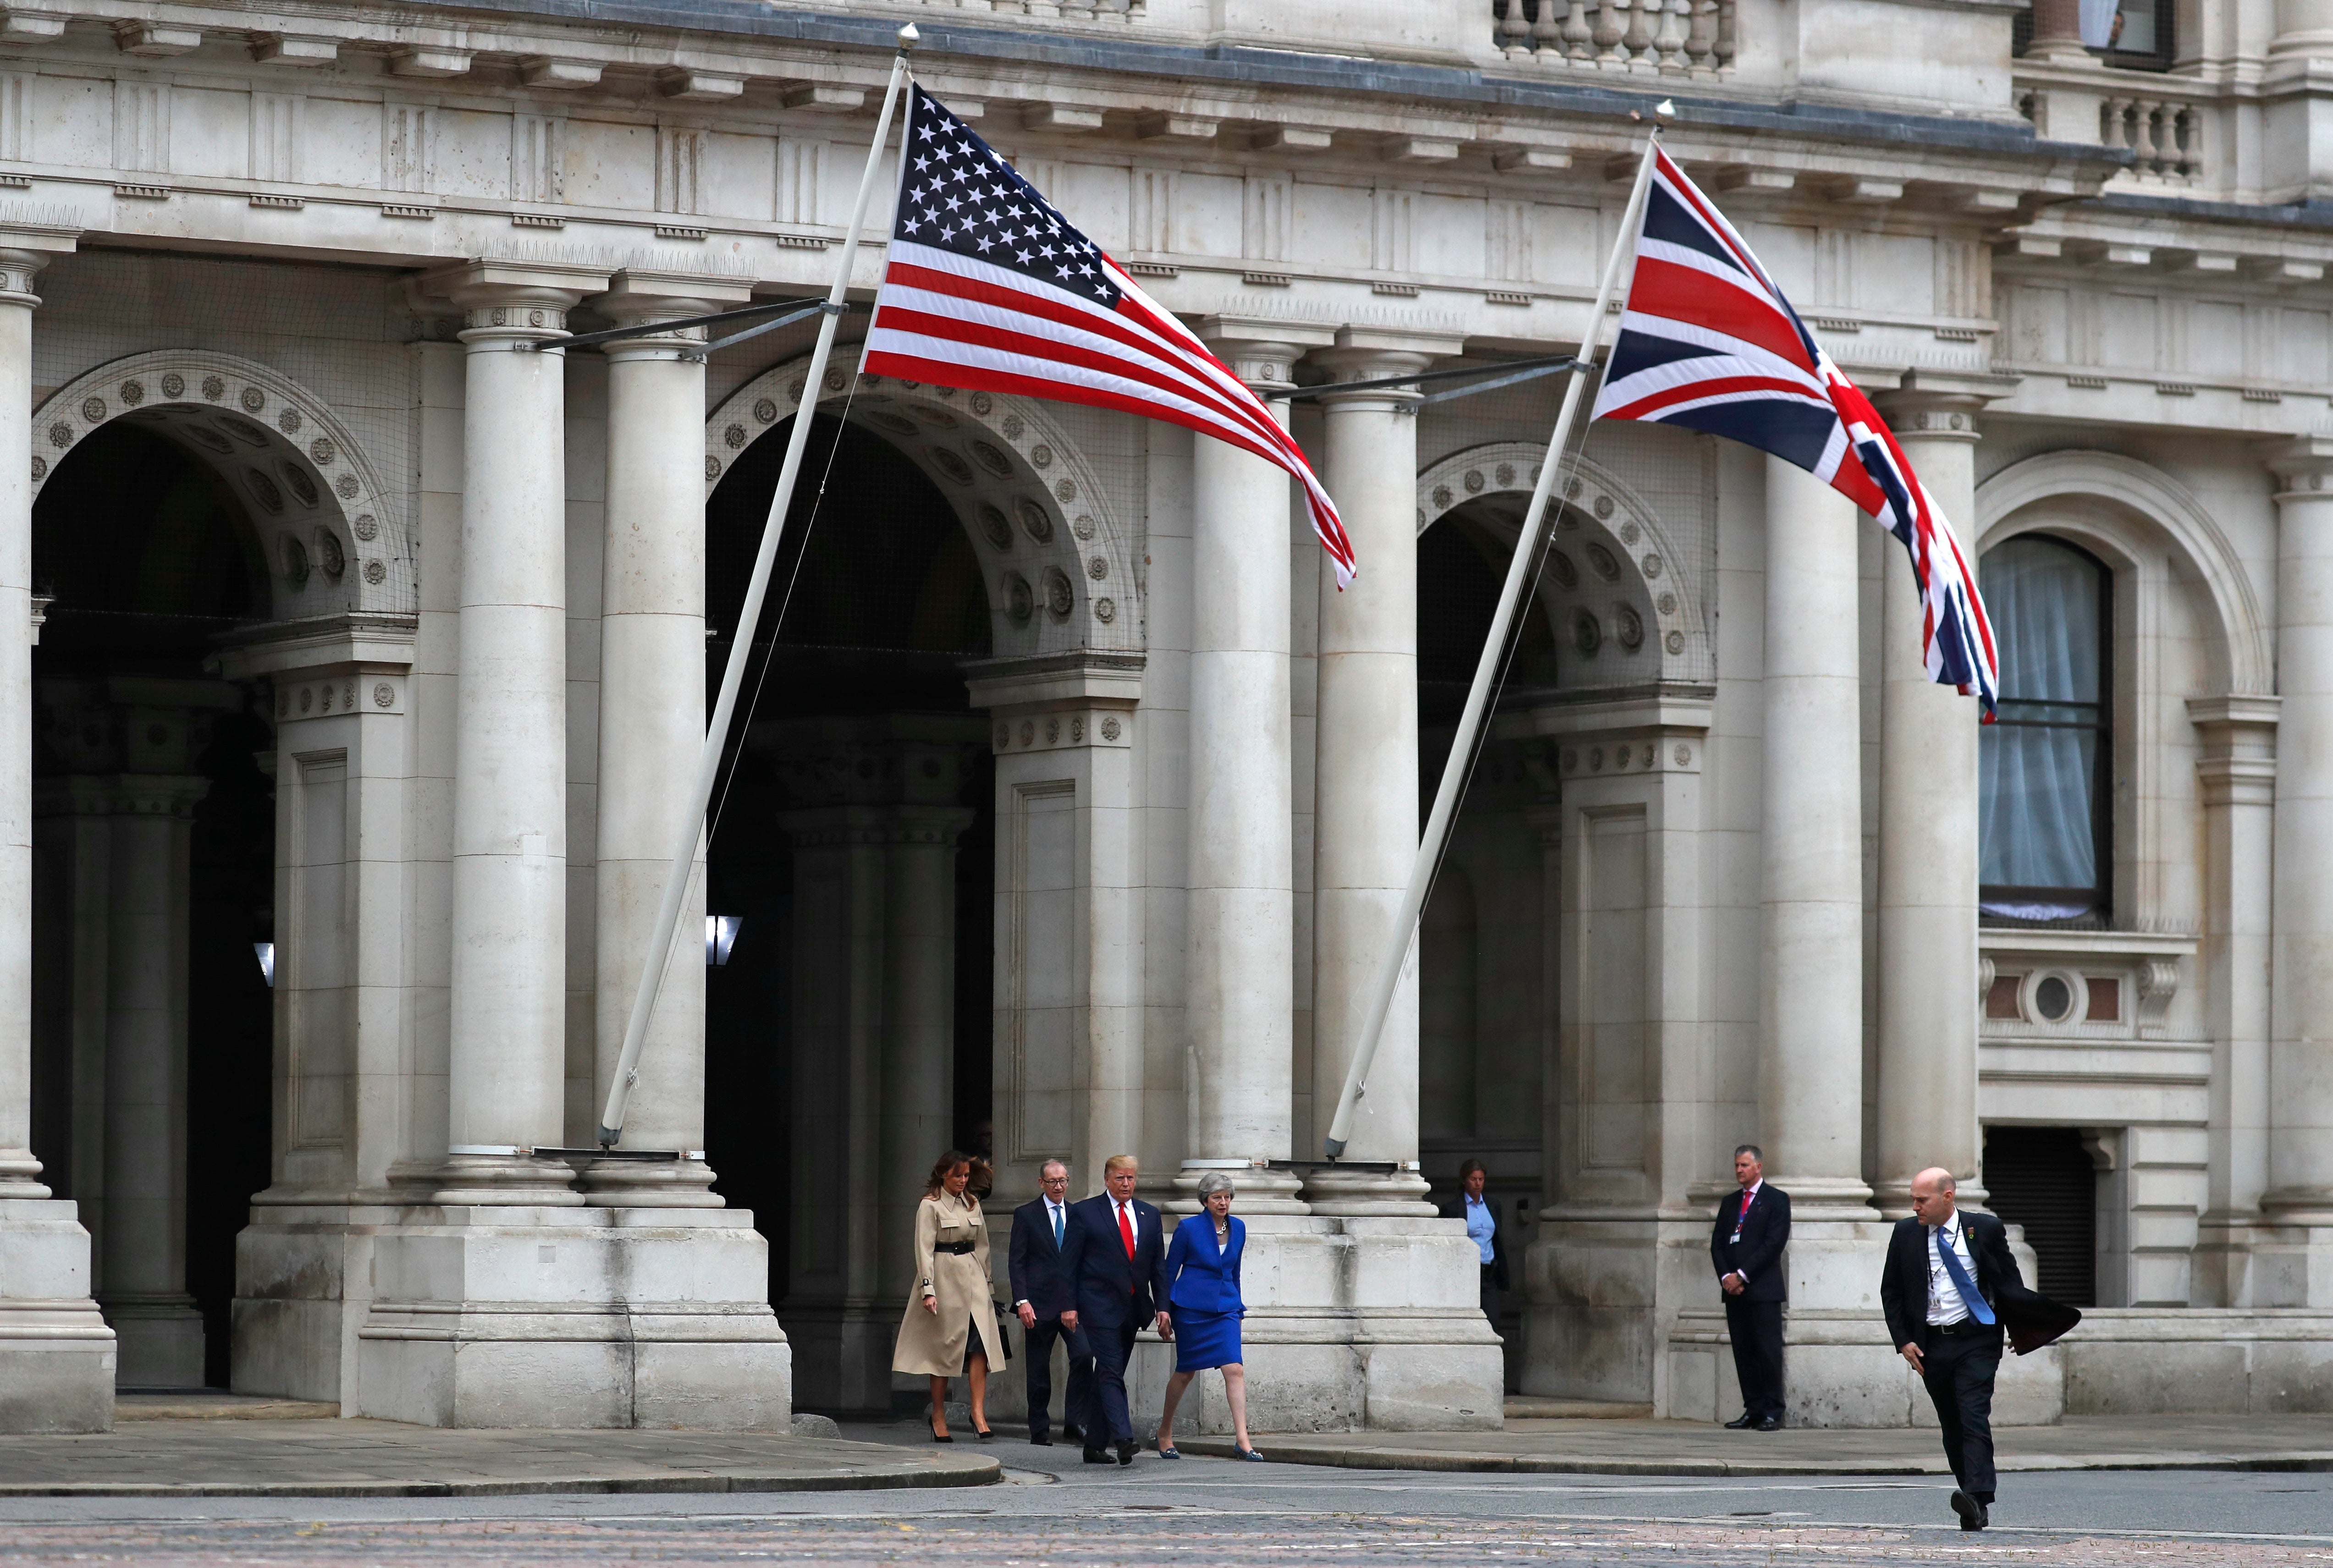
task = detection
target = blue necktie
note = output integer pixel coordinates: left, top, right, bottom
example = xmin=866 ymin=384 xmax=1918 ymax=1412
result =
xmin=1934 ymin=1225 xmax=1997 ymax=1326
xmin=1053 ymin=1205 xmax=1064 ymax=1249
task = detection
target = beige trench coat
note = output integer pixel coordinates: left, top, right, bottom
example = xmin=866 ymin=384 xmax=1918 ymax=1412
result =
xmin=890 ymin=1190 xmax=1007 ymax=1377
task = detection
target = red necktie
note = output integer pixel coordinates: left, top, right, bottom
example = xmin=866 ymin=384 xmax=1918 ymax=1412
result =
xmin=1118 ymin=1201 xmax=1136 ymax=1262
xmin=1739 ymin=1190 xmax=1754 ymax=1222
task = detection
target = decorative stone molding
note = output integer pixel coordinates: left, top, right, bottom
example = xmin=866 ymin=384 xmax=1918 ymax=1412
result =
xmin=706 ymin=350 xmax=1137 ymax=659
xmin=1975 ymin=450 xmax=2272 ymax=698
xmin=31 ymin=351 xmax=404 ymax=621
xmin=1417 ymin=442 xmax=1709 ymax=689
xmin=2188 ymin=694 xmax=2279 ymax=809
xmin=1978 ymin=927 xmax=2197 ymax=1041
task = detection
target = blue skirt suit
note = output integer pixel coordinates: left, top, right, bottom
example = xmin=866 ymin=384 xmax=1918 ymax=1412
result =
xmin=1164 ymin=1213 xmax=1246 ymax=1372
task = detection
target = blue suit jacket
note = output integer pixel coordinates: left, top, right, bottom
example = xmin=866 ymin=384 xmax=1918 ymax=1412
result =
xmin=1058 ymin=1193 xmax=1170 ymax=1329
xmin=1163 ymin=1213 xmax=1245 ymax=1315
xmin=1008 ymin=1197 xmax=1075 ymax=1320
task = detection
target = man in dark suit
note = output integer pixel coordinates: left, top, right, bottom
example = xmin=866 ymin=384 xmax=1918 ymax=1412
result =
xmin=1710 ymin=1143 xmax=1791 ymax=1430
xmin=1880 ymin=1166 xmax=2081 ymax=1534
xmin=1057 ymin=1152 xmax=1172 ymax=1467
xmin=1008 ymin=1157 xmax=1092 ymax=1447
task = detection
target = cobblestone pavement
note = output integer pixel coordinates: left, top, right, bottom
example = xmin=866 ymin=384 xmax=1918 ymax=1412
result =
xmin=0 ymin=1449 xmax=2326 ymax=1566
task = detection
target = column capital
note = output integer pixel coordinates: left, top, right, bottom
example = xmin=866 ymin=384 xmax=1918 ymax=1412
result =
xmin=1870 ymin=369 xmax=2022 ymax=440
xmin=2268 ymin=434 xmax=2333 ymax=494
xmin=1307 ymin=325 xmax=1468 ymax=409
xmin=1194 ymin=314 xmax=1336 ymax=391
xmin=592 ymin=266 xmax=755 ymax=356
xmin=0 ymin=218 xmax=75 ymax=308
xmin=417 ymin=256 xmax=611 ymax=346
xmin=2189 ymin=693 xmax=2280 ymax=808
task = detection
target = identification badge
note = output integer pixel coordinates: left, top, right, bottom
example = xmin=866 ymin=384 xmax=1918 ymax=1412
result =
xmin=1730 ymin=1229 xmax=1743 ymax=1244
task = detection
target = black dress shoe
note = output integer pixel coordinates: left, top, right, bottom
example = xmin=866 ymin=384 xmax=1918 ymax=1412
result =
xmin=1754 ymin=1416 xmax=1782 ymax=1431
xmin=1950 ymin=1491 xmax=1988 ymax=1531
xmin=1081 ymin=1448 xmax=1112 ymax=1464
xmin=1063 ymin=1425 xmax=1085 ymax=1445
xmin=1116 ymin=1439 xmax=1137 ymax=1466
xmin=1723 ymin=1413 xmax=1757 ymax=1430
xmin=1029 ymin=1433 xmax=1053 ymax=1447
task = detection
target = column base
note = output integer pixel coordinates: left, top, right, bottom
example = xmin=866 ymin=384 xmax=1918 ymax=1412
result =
xmin=353 ymin=1204 xmax=788 ymax=1429
xmin=1301 ymin=1166 xmax=1436 ymax=1217
xmin=101 ymin=1294 xmax=206 ymax=1388
xmin=1173 ymin=1161 xmax=1308 ymax=1215
xmin=1123 ymin=1212 xmax=1501 ymax=1432
xmin=1520 ymin=1207 xmax=1674 ymax=1405
xmin=432 ymin=1153 xmax=587 ymax=1207
xmin=232 ymin=1197 xmax=408 ymax=1406
xmin=0 ymin=1195 xmax=115 ymax=1432
xmin=579 ymin=1157 xmax=723 ymax=1209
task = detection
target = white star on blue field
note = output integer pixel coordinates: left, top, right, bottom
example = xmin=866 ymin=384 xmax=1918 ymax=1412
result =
xmin=896 ymin=85 xmax=1122 ymax=309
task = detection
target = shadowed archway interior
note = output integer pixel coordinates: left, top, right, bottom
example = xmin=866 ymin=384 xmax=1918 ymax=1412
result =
xmin=29 ymin=418 xmax=276 ymax=1390
xmin=700 ymin=411 xmax=996 ymax=1360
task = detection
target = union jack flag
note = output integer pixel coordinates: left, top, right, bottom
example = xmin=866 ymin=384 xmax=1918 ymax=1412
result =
xmin=1593 ymin=148 xmax=1999 ymax=718
xmin=863 ymin=87 xmax=1355 ymax=586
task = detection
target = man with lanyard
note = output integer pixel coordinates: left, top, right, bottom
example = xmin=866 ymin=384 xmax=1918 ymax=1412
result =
xmin=1880 ymin=1166 xmax=2080 ymax=1533
xmin=1708 ymin=1144 xmax=1791 ymax=1430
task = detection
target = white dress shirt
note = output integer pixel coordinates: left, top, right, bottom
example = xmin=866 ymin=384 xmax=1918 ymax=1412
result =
xmin=1112 ymin=1195 xmax=1141 ymax=1248
xmin=1926 ymin=1213 xmax=1978 ymax=1326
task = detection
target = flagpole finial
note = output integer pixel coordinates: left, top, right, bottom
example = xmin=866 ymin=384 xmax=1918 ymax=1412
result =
xmin=897 ymin=21 xmax=919 ymax=50
xmin=1654 ymin=98 xmax=1676 ymax=119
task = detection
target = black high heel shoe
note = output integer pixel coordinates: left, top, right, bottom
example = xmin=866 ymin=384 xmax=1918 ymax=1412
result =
xmin=927 ymin=1412 xmax=953 ymax=1443
xmin=973 ymin=1425 xmax=996 ymax=1441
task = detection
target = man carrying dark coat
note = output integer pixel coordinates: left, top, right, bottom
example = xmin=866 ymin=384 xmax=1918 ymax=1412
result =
xmin=1008 ymin=1158 xmax=1092 ymax=1448
xmin=1880 ymin=1166 xmax=2081 ymax=1534
xmin=1710 ymin=1143 xmax=1791 ymax=1430
xmin=1057 ymin=1153 xmax=1171 ymax=1467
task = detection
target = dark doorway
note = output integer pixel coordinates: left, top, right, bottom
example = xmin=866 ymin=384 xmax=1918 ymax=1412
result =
xmin=1982 ymin=1125 xmax=2098 ymax=1308
xmin=29 ymin=418 xmax=276 ymax=1389
xmin=699 ymin=411 xmax=995 ymax=1323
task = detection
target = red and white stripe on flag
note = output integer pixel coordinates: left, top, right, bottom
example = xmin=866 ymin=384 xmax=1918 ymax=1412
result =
xmin=1592 ymin=146 xmax=1999 ymax=717
xmin=861 ymin=86 xmax=1355 ymax=586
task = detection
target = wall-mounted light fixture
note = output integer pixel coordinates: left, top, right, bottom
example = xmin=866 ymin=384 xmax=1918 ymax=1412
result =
xmin=254 ymin=942 xmax=275 ymax=988
xmin=706 ymin=915 xmax=742 ymax=967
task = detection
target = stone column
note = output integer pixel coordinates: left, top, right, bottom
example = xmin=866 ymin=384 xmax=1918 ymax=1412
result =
xmin=1303 ymin=328 xmax=1460 ymax=1214
xmin=428 ymin=260 xmax=604 ymax=1204
xmin=880 ymin=799 xmax=974 ymax=1300
xmin=2263 ymin=438 xmax=2333 ymax=1303
xmin=585 ymin=268 xmax=749 ymax=1208
xmin=1870 ymin=379 xmax=2000 ymax=1217
xmin=97 ymin=771 xmax=208 ymax=1387
xmin=1183 ymin=319 xmax=1329 ymax=1211
xmin=0 ymin=226 xmax=115 ymax=1432
xmin=1759 ymin=457 xmax=1873 ymax=1216
xmin=2190 ymin=696 xmax=2278 ymax=1305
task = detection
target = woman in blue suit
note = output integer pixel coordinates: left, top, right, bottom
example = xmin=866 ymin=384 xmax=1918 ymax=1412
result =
xmin=1154 ymin=1170 xmax=1263 ymax=1460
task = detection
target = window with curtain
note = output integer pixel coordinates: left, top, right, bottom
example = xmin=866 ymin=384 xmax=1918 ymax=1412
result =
xmin=1978 ymin=534 xmax=2112 ymax=924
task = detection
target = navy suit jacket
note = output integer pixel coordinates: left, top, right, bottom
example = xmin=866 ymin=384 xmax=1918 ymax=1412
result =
xmin=1879 ymin=1210 xmax=2082 ymax=1357
xmin=1058 ymin=1193 xmax=1170 ymax=1329
xmin=1008 ymin=1197 xmax=1075 ymax=1320
xmin=1163 ymin=1214 xmax=1246 ymax=1315
xmin=1710 ymin=1183 xmax=1791 ymax=1303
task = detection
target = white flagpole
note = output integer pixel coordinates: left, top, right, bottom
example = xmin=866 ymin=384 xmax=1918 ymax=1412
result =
xmin=596 ymin=26 xmax=918 ymax=1148
xmin=1322 ymin=130 xmax=1663 ymax=1158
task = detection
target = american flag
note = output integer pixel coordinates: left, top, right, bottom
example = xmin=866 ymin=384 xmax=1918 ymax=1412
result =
xmin=862 ymin=86 xmax=1355 ymax=586
xmin=1592 ymin=147 xmax=1999 ymax=717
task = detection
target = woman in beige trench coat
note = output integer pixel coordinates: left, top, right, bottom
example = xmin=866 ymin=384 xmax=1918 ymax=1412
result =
xmin=892 ymin=1149 xmax=1007 ymax=1441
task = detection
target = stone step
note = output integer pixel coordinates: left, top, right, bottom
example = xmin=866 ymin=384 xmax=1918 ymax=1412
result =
xmin=1503 ymin=1396 xmax=1655 ymax=1420
xmin=115 ymin=1391 xmax=338 ymax=1423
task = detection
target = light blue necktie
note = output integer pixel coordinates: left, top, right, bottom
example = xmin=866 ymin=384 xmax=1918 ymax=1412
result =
xmin=1053 ymin=1204 xmax=1064 ymax=1249
xmin=1934 ymin=1224 xmax=1997 ymax=1326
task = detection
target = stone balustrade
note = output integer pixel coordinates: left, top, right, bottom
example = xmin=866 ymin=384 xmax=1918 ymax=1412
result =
xmin=1490 ymin=0 xmax=1734 ymax=78
xmin=891 ymin=0 xmax=1146 ymax=17
xmin=2017 ymin=61 xmax=2215 ymax=191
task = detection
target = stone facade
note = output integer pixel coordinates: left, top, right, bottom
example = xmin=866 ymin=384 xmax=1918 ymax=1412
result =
xmin=0 ymin=0 xmax=2327 ymax=1435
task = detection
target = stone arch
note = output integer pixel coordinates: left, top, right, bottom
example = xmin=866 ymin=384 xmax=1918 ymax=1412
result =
xmin=1416 ymin=441 xmax=1708 ymax=689
xmin=1976 ymin=450 xmax=2270 ymax=698
xmin=31 ymin=351 xmax=406 ymax=621
xmin=706 ymin=352 xmax=1137 ymax=658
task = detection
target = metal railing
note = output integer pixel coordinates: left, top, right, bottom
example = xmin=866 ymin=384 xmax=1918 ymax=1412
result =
xmin=1491 ymin=0 xmax=1735 ymax=78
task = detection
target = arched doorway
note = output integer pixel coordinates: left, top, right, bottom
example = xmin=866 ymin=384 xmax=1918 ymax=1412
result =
xmin=28 ymin=418 xmax=276 ymax=1391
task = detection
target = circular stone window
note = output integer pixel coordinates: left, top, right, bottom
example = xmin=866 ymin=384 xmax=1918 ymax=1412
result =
xmin=2033 ymin=974 xmax=2074 ymax=1022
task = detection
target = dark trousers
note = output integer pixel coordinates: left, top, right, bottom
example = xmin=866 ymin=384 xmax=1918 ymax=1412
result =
xmin=1921 ymin=1326 xmax=2002 ymax=1502
xmin=1479 ymin=1265 xmax=1501 ymax=1327
xmin=1724 ymin=1298 xmax=1786 ymax=1420
xmin=1082 ymin=1317 xmax=1140 ymax=1447
xmin=1022 ymin=1316 xmax=1093 ymax=1441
